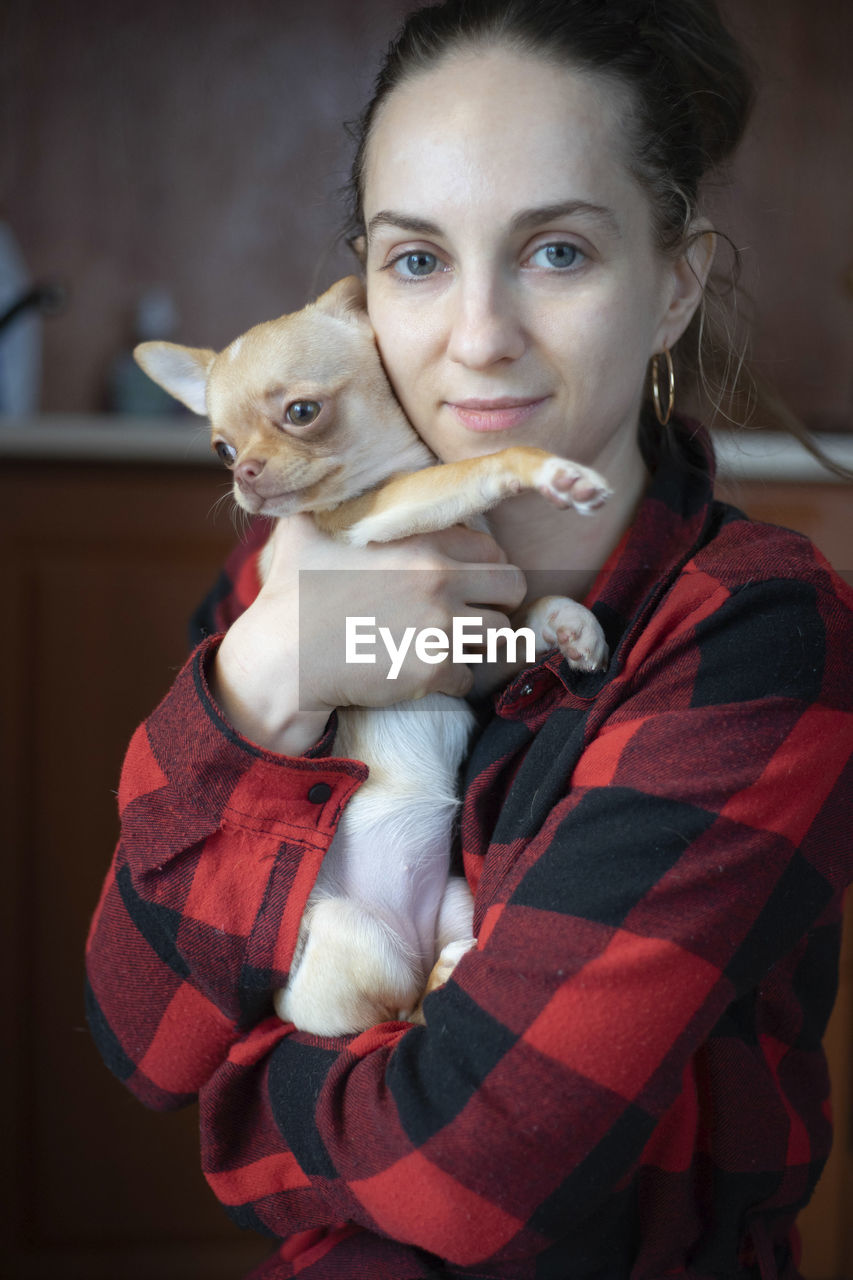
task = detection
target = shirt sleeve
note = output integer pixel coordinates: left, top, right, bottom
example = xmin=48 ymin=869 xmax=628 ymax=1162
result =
xmin=190 ymin=571 xmax=853 ymax=1267
xmin=188 ymin=518 xmax=269 ymax=645
xmin=84 ymin=635 xmax=367 ymax=1116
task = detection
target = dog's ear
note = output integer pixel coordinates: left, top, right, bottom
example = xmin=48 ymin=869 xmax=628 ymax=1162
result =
xmin=313 ymin=275 xmax=369 ymax=325
xmin=134 ymin=342 xmax=216 ymax=416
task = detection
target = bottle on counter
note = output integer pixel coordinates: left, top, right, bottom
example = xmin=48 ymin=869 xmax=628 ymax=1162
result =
xmin=108 ymin=287 xmax=183 ymax=416
xmin=0 ymin=221 xmax=41 ymax=417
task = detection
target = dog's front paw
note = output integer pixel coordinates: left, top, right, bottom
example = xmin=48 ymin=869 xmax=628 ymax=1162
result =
xmin=535 ymin=457 xmax=612 ymax=513
xmin=542 ymin=600 xmax=609 ymax=672
xmin=523 ymin=595 xmax=609 ymax=672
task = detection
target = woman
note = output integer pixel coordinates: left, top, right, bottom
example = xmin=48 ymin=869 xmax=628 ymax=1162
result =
xmin=86 ymin=2 xmax=853 ymax=1276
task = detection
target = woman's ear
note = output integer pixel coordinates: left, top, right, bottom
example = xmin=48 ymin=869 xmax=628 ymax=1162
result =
xmin=656 ymin=220 xmax=717 ymax=350
xmin=347 ymin=234 xmax=367 ymax=268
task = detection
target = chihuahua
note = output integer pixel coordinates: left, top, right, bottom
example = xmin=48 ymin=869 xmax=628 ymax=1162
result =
xmin=134 ymin=275 xmax=610 ymax=1036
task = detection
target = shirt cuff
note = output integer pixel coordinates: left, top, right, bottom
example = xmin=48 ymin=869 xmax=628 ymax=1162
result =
xmin=118 ymin=637 xmax=368 ymax=854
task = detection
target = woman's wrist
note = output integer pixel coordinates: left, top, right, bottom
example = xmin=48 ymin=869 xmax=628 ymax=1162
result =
xmin=211 ymin=624 xmax=334 ymax=756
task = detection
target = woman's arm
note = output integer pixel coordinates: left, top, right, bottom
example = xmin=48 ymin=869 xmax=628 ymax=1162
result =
xmin=191 ymin=569 xmax=853 ymax=1264
xmin=86 ymin=516 xmax=523 ymax=1097
xmin=83 ymin=634 xmax=367 ymax=1103
xmin=211 ymin=513 xmax=525 ymax=751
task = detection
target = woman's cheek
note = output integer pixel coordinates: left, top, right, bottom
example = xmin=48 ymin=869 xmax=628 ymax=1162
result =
xmin=374 ymin=310 xmax=439 ymax=403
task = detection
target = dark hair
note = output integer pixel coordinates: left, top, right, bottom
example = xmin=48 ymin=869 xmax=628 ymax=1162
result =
xmin=348 ymin=0 xmax=753 ymax=254
xmin=342 ymin=0 xmax=844 ymax=468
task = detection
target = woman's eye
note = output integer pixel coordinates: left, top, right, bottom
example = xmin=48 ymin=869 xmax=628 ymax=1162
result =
xmin=214 ymin=440 xmax=237 ymax=465
xmin=285 ymin=400 xmax=321 ymax=425
xmin=392 ymin=251 xmax=440 ymax=279
xmin=530 ymin=242 xmax=584 ymax=270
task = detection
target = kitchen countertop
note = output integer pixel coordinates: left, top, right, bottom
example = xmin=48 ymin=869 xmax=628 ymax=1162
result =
xmin=0 ymin=413 xmax=213 ymax=464
xmin=1 ymin=413 xmax=853 ymax=481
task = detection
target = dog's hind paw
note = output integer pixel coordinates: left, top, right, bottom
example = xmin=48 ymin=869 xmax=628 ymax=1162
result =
xmin=407 ymin=937 xmax=477 ymax=1024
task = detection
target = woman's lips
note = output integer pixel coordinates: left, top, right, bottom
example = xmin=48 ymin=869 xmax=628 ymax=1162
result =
xmin=446 ymin=396 xmax=548 ymax=432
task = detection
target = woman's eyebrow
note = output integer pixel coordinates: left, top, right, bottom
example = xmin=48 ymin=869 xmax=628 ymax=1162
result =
xmin=366 ymin=211 xmax=443 ymax=240
xmin=510 ymin=200 xmax=622 ymax=237
xmin=366 ymin=201 xmax=621 ymax=242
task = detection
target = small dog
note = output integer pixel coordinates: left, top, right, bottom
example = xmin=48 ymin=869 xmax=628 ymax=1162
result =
xmin=135 ymin=275 xmax=610 ymax=1035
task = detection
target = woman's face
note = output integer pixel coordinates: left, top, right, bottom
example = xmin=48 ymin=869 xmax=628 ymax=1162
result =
xmin=361 ymin=47 xmax=701 ymax=472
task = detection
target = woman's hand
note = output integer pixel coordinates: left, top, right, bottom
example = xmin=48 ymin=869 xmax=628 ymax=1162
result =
xmin=211 ymin=514 xmax=527 ymax=754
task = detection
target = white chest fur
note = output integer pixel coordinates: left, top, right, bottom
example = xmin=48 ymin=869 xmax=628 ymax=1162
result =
xmin=273 ymin=694 xmax=477 ymax=1034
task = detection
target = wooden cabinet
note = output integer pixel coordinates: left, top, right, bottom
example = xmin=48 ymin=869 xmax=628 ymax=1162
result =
xmin=1 ymin=460 xmax=272 ymax=1279
xmin=799 ymin=908 xmax=853 ymax=1280
xmin=2 ymin=457 xmax=851 ymax=1278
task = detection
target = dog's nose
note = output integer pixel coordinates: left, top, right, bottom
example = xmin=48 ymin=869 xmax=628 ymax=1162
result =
xmin=234 ymin=458 xmax=266 ymax=491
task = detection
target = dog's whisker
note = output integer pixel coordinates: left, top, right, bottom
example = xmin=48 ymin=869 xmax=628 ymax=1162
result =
xmin=231 ymin=502 xmax=246 ymax=536
xmin=207 ymin=488 xmax=235 ymax=523
xmin=236 ymin=504 xmax=252 ymax=540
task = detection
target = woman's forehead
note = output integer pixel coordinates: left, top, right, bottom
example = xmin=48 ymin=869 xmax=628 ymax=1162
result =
xmin=362 ymin=46 xmax=639 ymax=225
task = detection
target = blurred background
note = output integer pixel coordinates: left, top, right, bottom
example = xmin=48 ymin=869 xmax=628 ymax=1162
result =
xmin=0 ymin=2 xmax=851 ymax=1278
xmin=0 ymin=0 xmax=850 ymax=424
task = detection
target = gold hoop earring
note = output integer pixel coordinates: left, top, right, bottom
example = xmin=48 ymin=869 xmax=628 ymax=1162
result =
xmin=651 ymin=348 xmax=675 ymax=426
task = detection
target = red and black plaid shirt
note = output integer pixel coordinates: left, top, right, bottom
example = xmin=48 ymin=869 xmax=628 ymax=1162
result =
xmin=86 ymin=424 xmax=853 ymax=1279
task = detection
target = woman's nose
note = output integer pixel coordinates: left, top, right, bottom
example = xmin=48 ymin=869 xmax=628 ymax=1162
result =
xmin=446 ymin=277 xmax=526 ymax=368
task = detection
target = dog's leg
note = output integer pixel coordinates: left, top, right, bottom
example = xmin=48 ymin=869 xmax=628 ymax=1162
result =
xmin=408 ymin=877 xmax=476 ymax=1024
xmin=274 ymin=897 xmax=421 ymax=1035
xmin=434 ymin=874 xmax=475 ymax=951
xmin=320 ymin=447 xmax=611 ymax=547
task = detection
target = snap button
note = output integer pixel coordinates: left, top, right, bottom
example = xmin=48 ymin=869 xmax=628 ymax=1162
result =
xmin=520 ymin=682 xmax=534 ymax=696
xmin=307 ymin=782 xmax=332 ymax=804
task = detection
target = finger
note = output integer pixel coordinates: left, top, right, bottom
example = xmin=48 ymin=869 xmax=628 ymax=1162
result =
xmin=451 ymin=563 xmax=528 ymax=613
xmin=270 ymin=511 xmax=315 ymax=546
xmin=459 ymin=607 xmax=521 ymax=636
xmin=449 ymin=609 xmax=539 ymax=667
xmin=264 ymin=511 xmax=318 ymax=574
xmin=420 ymin=524 xmax=508 ymax=565
xmin=430 ymin=661 xmax=475 ymax=699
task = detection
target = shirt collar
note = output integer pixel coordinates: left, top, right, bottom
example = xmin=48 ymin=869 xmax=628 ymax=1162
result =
xmin=532 ymin=417 xmax=719 ymax=703
xmin=587 ymin=417 xmax=717 ymax=621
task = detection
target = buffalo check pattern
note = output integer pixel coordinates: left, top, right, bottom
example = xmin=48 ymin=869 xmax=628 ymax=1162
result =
xmin=86 ymin=422 xmax=853 ymax=1279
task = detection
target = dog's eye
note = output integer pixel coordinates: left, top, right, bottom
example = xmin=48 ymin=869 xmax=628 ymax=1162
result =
xmin=286 ymin=400 xmax=321 ymax=426
xmin=214 ymin=440 xmax=237 ymax=465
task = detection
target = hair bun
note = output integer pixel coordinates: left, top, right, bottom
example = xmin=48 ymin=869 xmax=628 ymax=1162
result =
xmin=634 ymin=0 xmax=755 ymax=170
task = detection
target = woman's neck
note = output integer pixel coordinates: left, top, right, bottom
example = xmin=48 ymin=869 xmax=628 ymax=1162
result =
xmin=488 ymin=431 xmax=650 ymax=606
